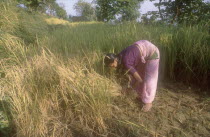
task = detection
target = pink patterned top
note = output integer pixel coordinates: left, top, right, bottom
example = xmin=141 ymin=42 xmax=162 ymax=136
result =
xmin=134 ymin=40 xmax=159 ymax=64
xmin=118 ymin=40 xmax=159 ymax=74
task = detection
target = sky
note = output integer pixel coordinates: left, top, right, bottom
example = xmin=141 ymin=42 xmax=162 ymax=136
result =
xmin=56 ymin=0 xmax=159 ymax=16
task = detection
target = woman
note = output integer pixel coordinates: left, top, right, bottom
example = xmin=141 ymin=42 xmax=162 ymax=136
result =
xmin=104 ymin=40 xmax=160 ymax=112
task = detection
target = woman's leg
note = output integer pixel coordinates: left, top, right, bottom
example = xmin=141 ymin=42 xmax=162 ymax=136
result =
xmin=134 ymin=62 xmax=146 ymax=96
xmin=141 ymin=59 xmax=159 ymax=104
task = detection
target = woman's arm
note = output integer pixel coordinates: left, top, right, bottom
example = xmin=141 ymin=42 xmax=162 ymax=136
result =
xmin=122 ymin=47 xmax=143 ymax=84
xmin=133 ymin=72 xmax=143 ymax=83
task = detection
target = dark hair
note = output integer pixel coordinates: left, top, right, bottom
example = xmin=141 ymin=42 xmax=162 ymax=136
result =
xmin=104 ymin=53 xmax=117 ymax=66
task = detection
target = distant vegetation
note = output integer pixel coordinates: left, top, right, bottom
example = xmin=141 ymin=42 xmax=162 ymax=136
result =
xmin=15 ymin=0 xmax=210 ymax=24
xmin=143 ymin=0 xmax=210 ymax=24
xmin=17 ymin=0 xmax=68 ymax=19
xmin=73 ymin=0 xmax=210 ymax=24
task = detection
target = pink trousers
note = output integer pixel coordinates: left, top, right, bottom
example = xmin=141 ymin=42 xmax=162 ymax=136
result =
xmin=131 ymin=59 xmax=159 ymax=104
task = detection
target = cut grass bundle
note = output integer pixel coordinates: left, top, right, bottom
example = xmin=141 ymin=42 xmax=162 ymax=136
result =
xmin=2 ymin=50 xmax=121 ymax=136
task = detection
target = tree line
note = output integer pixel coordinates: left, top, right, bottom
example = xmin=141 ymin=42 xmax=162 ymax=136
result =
xmin=74 ymin=0 xmax=209 ymax=24
xmin=142 ymin=0 xmax=210 ymax=25
xmin=17 ymin=0 xmax=210 ymax=25
xmin=17 ymin=0 xmax=68 ymax=19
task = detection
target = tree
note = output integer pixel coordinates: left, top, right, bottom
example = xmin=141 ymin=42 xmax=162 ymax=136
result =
xmin=95 ymin=0 xmax=116 ymax=22
xmin=141 ymin=11 xmax=159 ymax=24
xmin=17 ymin=0 xmax=54 ymax=11
xmin=54 ymin=3 xmax=67 ymax=19
xmin=17 ymin=0 xmax=67 ymax=19
xmin=95 ymin=0 xmax=143 ymax=22
xmin=74 ymin=0 xmax=96 ymax=21
xmin=149 ymin=0 xmax=210 ymax=24
xmin=117 ymin=0 xmax=141 ymax=21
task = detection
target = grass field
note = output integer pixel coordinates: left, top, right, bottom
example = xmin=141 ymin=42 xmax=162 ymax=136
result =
xmin=0 ymin=1 xmax=210 ymax=137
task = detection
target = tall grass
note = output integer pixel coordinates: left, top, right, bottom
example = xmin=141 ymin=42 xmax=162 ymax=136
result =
xmin=0 ymin=0 xmax=210 ymax=136
xmin=46 ymin=23 xmax=210 ymax=86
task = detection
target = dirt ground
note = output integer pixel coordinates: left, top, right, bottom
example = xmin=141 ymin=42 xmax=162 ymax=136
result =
xmin=114 ymin=81 xmax=210 ymax=137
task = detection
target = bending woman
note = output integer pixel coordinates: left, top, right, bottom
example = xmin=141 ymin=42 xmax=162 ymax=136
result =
xmin=104 ymin=40 xmax=160 ymax=112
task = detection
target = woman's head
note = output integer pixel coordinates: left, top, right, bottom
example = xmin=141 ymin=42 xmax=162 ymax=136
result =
xmin=104 ymin=53 xmax=118 ymax=68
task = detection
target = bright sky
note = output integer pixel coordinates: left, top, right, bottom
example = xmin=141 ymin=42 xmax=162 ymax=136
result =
xmin=56 ymin=0 xmax=159 ymax=16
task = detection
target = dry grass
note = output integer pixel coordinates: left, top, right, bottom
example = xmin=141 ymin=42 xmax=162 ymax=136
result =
xmin=1 ymin=50 xmax=122 ymax=136
xmin=45 ymin=17 xmax=103 ymax=26
xmin=117 ymin=82 xmax=210 ymax=136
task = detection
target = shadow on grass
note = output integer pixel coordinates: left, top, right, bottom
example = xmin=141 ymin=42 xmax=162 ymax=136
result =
xmin=0 ymin=100 xmax=16 ymax=137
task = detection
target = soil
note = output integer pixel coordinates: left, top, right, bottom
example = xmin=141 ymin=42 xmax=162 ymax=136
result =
xmin=115 ymin=81 xmax=210 ymax=137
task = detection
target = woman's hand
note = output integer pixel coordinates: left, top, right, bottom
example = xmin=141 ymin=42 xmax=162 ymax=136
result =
xmin=133 ymin=72 xmax=143 ymax=83
xmin=134 ymin=80 xmax=143 ymax=89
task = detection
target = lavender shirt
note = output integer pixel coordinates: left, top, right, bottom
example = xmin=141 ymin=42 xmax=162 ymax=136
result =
xmin=118 ymin=40 xmax=159 ymax=75
xmin=118 ymin=45 xmax=141 ymax=74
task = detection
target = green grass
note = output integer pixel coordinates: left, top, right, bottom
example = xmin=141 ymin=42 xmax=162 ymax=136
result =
xmin=0 ymin=0 xmax=210 ymax=136
xmin=46 ymin=22 xmax=210 ymax=86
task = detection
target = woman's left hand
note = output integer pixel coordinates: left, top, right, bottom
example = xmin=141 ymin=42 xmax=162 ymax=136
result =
xmin=134 ymin=80 xmax=143 ymax=89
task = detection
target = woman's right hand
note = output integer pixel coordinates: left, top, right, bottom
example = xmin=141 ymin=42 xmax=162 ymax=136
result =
xmin=134 ymin=80 xmax=143 ymax=89
xmin=133 ymin=72 xmax=143 ymax=84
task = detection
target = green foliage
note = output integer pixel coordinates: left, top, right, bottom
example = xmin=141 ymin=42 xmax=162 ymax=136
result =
xmin=117 ymin=0 xmax=141 ymax=21
xmin=141 ymin=11 xmax=159 ymax=24
xmin=48 ymin=22 xmax=210 ymax=87
xmin=17 ymin=0 xmax=52 ymax=11
xmin=74 ymin=0 xmax=96 ymax=21
xmin=54 ymin=3 xmax=67 ymax=19
xmin=17 ymin=0 xmax=67 ymax=19
xmin=95 ymin=0 xmax=143 ymax=22
xmin=148 ymin=0 xmax=210 ymax=24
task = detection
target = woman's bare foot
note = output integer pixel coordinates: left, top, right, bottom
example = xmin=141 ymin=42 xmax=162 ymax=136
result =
xmin=141 ymin=103 xmax=152 ymax=112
